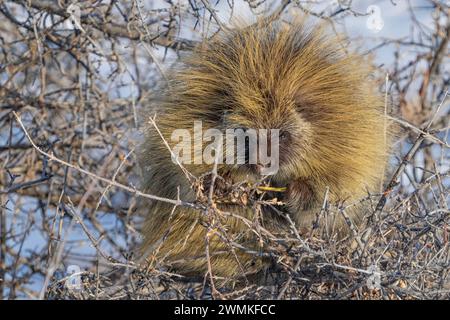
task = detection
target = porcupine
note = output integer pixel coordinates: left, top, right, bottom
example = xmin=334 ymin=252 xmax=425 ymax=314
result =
xmin=138 ymin=19 xmax=391 ymax=281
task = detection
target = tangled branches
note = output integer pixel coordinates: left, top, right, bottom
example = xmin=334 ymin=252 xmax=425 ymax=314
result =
xmin=0 ymin=0 xmax=449 ymax=299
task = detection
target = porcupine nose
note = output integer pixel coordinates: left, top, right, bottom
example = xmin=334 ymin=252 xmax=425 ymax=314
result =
xmin=250 ymin=129 xmax=274 ymax=175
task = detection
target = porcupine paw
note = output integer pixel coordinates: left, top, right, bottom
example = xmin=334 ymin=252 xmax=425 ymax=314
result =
xmin=285 ymin=179 xmax=315 ymax=212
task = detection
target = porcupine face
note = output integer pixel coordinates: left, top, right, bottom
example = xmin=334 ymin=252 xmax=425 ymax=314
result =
xmin=220 ymin=91 xmax=313 ymax=178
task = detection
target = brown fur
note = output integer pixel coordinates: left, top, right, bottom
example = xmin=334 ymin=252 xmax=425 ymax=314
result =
xmin=138 ymin=19 xmax=391 ymax=281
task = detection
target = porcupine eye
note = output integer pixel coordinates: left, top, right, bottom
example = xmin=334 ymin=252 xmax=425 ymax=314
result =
xmin=279 ymin=131 xmax=290 ymax=142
